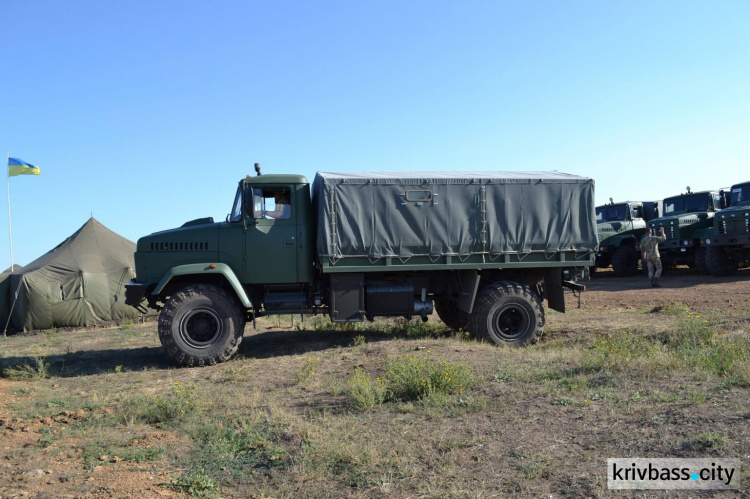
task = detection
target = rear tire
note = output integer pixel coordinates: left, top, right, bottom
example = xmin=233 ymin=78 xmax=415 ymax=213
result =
xmin=706 ymin=246 xmax=738 ymax=276
xmin=468 ymin=281 xmax=544 ymax=346
xmin=435 ymin=299 xmax=470 ymax=331
xmin=158 ymin=284 xmax=245 ymax=366
xmin=612 ymin=246 xmax=638 ymax=277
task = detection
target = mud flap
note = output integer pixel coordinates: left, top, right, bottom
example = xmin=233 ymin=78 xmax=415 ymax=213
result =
xmin=456 ymin=270 xmax=481 ymax=314
xmin=543 ymin=268 xmax=565 ymax=313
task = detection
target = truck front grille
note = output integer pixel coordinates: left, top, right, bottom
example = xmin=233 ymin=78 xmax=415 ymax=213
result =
xmin=719 ymin=219 xmax=750 ymax=235
xmin=150 ymin=241 xmax=210 ymax=251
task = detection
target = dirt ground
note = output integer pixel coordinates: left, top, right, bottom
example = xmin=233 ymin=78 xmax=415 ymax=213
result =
xmin=584 ymin=266 xmax=750 ymax=312
xmin=0 ymin=267 xmax=748 ymax=498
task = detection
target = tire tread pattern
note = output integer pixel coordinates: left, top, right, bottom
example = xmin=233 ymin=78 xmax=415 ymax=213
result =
xmin=706 ymin=246 xmax=738 ymax=277
xmin=158 ymin=284 xmax=245 ymax=367
xmin=612 ymin=246 xmax=638 ymax=277
xmin=468 ymin=280 xmax=544 ymax=346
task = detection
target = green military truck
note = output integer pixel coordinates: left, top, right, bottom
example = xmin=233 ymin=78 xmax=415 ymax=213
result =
xmin=646 ymin=189 xmax=725 ymax=273
xmin=703 ymin=181 xmax=750 ymax=276
xmin=594 ymin=200 xmax=658 ymax=276
xmin=125 ymin=169 xmax=597 ymax=366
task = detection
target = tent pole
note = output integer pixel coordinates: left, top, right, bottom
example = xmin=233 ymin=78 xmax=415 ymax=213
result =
xmin=2 ymin=279 xmax=22 ymax=337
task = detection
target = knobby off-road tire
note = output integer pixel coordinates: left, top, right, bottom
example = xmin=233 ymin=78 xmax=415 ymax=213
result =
xmin=468 ymin=281 xmax=545 ymax=346
xmin=694 ymin=247 xmax=709 ymax=274
xmin=706 ymin=246 xmax=738 ymax=277
xmin=158 ymin=284 xmax=246 ymax=367
xmin=611 ymin=246 xmax=638 ymax=277
xmin=435 ymin=299 xmax=470 ymax=332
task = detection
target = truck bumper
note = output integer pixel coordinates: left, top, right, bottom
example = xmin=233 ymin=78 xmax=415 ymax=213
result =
xmin=124 ymin=280 xmax=149 ymax=308
xmin=661 ymin=239 xmax=697 ymax=250
xmin=704 ymin=233 xmax=750 ymax=247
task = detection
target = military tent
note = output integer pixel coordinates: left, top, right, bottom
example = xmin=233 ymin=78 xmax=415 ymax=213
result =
xmin=9 ymin=218 xmax=144 ymax=331
xmin=1 ymin=265 xmax=23 ymax=334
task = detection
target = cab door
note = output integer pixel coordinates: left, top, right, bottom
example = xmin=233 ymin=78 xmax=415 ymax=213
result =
xmin=244 ymin=185 xmax=299 ymax=284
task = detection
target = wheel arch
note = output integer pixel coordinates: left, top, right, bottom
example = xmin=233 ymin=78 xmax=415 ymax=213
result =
xmin=614 ymin=235 xmax=637 ymax=248
xmin=152 ymin=263 xmax=253 ymax=308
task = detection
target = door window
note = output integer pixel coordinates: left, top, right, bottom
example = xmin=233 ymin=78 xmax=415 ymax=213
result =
xmin=247 ymin=187 xmax=292 ymax=219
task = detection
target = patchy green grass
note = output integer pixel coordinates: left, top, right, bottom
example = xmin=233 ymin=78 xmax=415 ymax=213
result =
xmin=0 ymin=304 xmax=748 ymax=498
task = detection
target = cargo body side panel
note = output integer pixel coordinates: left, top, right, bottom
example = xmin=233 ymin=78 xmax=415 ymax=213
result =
xmin=312 ymin=172 xmax=597 ymax=273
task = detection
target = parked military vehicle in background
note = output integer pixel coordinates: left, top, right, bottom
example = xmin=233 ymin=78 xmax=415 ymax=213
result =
xmin=126 ymin=168 xmax=597 ymax=366
xmin=594 ymin=200 xmax=658 ymax=276
xmin=647 ymin=188 xmax=726 ymax=274
xmin=703 ymin=181 xmax=750 ymax=276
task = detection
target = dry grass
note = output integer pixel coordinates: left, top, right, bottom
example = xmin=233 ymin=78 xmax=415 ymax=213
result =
xmin=1 ymin=302 xmax=749 ymax=498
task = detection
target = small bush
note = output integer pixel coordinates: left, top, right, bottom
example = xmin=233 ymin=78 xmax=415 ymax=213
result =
xmin=168 ymin=469 xmax=220 ymax=499
xmin=295 ymin=357 xmax=320 ymax=383
xmin=351 ymin=334 xmax=367 ymax=346
xmin=347 ymin=368 xmax=386 ymax=411
xmin=695 ymin=432 xmax=727 ymax=450
xmin=384 ymin=354 xmax=475 ymax=401
xmin=2 ymin=355 xmax=50 ymax=380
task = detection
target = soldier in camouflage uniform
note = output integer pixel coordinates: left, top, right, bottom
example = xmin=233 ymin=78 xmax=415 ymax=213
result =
xmin=641 ymin=227 xmax=666 ymax=287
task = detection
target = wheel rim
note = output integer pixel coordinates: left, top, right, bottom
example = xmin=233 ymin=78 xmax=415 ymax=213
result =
xmin=491 ymin=304 xmax=531 ymax=340
xmin=179 ymin=308 xmax=223 ymax=349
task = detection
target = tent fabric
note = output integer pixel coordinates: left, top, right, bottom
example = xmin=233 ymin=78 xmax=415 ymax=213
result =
xmin=312 ymin=171 xmax=597 ymax=261
xmin=9 ymin=218 xmax=144 ymax=331
xmin=0 ymin=265 xmax=23 ymax=333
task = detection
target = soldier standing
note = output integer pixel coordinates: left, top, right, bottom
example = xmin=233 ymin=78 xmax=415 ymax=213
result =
xmin=641 ymin=227 xmax=667 ymax=287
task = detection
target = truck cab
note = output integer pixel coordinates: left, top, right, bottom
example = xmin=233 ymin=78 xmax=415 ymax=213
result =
xmin=127 ymin=174 xmax=315 ymax=316
xmin=703 ymin=181 xmax=750 ymax=275
xmin=647 ymin=189 xmax=724 ymax=273
xmin=594 ymin=201 xmax=657 ymax=276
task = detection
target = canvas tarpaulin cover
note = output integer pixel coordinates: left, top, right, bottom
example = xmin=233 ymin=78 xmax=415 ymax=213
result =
xmin=312 ymin=171 xmax=597 ymax=262
xmin=9 ymin=218 xmax=144 ymax=331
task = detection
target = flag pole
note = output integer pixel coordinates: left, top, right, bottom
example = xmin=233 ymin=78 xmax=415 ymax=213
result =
xmin=6 ymin=152 xmax=13 ymax=270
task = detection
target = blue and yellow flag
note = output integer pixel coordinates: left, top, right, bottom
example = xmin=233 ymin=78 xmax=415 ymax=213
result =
xmin=8 ymin=157 xmax=41 ymax=177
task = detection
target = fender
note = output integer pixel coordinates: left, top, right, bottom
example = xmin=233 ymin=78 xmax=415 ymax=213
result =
xmin=610 ymin=235 xmax=638 ymax=248
xmin=152 ymin=263 xmax=253 ymax=308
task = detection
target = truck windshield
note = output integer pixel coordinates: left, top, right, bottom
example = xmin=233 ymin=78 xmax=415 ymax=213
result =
xmin=731 ymin=185 xmax=750 ymax=206
xmin=663 ymin=195 xmax=709 ymax=214
xmin=596 ymin=205 xmax=627 ymax=222
xmin=229 ymin=186 xmax=243 ymax=222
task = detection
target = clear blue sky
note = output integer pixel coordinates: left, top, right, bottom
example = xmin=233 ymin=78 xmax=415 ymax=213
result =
xmin=2 ymin=1 xmax=748 ymax=268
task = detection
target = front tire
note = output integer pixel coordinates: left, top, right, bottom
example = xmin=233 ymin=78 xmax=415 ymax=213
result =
xmin=612 ymin=246 xmax=638 ymax=277
xmin=158 ymin=284 xmax=245 ymax=366
xmin=694 ymin=247 xmax=709 ymax=274
xmin=468 ymin=281 xmax=544 ymax=346
xmin=706 ymin=246 xmax=738 ymax=276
